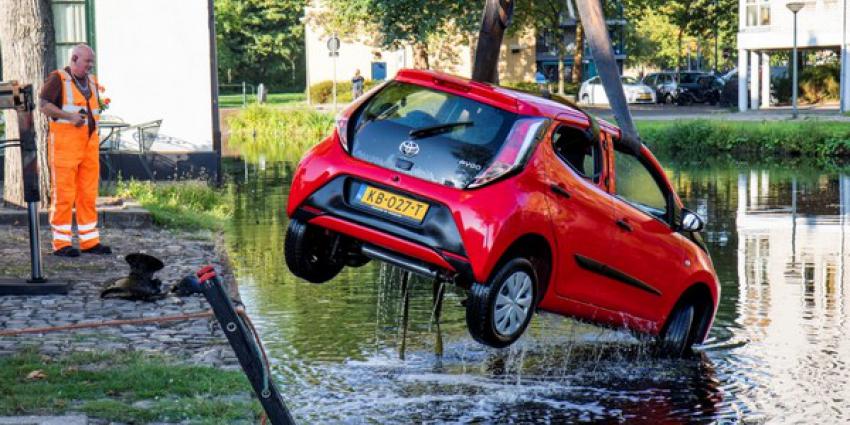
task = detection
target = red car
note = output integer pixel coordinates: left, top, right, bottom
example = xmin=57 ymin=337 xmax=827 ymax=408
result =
xmin=285 ymin=69 xmax=719 ymax=355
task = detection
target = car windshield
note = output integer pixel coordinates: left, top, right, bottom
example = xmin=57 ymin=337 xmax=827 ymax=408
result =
xmin=621 ymin=76 xmax=639 ymax=85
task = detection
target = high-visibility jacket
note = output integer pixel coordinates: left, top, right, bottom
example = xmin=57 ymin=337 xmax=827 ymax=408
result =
xmin=47 ymin=69 xmax=103 ymax=251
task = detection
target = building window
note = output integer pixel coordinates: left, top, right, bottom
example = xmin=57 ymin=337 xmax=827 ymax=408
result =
xmin=52 ymin=0 xmax=96 ymax=65
xmin=746 ymin=0 xmax=770 ymax=27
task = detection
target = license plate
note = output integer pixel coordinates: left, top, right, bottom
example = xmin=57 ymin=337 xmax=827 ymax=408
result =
xmin=356 ymin=185 xmax=429 ymax=222
xmin=638 ymin=94 xmax=652 ymax=100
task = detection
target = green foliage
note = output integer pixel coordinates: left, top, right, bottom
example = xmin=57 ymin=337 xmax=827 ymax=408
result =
xmin=219 ymin=92 xmax=306 ymax=109
xmin=800 ymin=63 xmax=841 ymax=103
xmin=309 ymin=80 xmax=381 ymax=104
xmin=637 ymin=120 xmax=850 ymax=159
xmin=500 ymin=80 xmax=579 ymax=95
xmin=227 ymin=105 xmax=334 ymax=163
xmin=115 ymin=180 xmax=233 ymax=231
xmin=215 ymin=0 xmax=308 ymax=91
xmin=0 ymin=350 xmax=259 ymax=423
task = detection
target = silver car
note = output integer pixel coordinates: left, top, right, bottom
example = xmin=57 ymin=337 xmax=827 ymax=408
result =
xmin=579 ymin=76 xmax=656 ymax=105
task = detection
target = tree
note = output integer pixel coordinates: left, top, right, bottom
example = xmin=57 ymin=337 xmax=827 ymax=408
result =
xmin=0 ymin=0 xmax=55 ymax=206
xmin=313 ymin=0 xmax=481 ymax=70
xmin=215 ymin=0 xmax=308 ymax=91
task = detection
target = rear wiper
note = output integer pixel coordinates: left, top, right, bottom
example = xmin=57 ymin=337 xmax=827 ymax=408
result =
xmin=408 ymin=121 xmax=473 ymax=139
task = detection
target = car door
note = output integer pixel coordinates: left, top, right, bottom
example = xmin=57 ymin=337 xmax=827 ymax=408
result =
xmin=604 ymin=146 xmax=688 ymax=322
xmin=541 ymin=120 xmax=618 ymax=305
xmin=591 ymin=77 xmax=608 ymax=104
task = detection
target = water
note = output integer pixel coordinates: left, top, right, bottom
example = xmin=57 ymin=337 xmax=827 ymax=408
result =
xmin=223 ymin=159 xmax=850 ymax=423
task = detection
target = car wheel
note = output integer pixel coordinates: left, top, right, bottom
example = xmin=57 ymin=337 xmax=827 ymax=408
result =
xmin=655 ymin=301 xmax=695 ymax=358
xmin=663 ymin=93 xmax=674 ymax=105
xmin=284 ymin=218 xmax=344 ymax=284
xmin=466 ymin=258 xmax=538 ymax=348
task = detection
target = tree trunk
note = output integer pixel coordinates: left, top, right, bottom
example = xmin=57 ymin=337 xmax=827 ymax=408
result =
xmin=571 ymin=23 xmax=584 ymax=83
xmin=0 ymin=0 xmax=55 ymax=207
xmin=412 ymin=42 xmax=429 ymax=70
xmin=557 ymin=51 xmax=565 ymax=95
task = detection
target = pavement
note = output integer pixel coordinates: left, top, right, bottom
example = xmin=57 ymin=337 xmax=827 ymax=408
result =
xmin=584 ymin=103 xmax=850 ymax=122
xmin=0 ymin=197 xmax=151 ymax=228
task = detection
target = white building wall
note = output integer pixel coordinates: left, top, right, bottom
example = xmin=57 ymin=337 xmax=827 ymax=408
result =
xmin=738 ymin=0 xmax=849 ymax=50
xmin=94 ymin=0 xmax=214 ymax=152
xmin=305 ymin=17 xmax=411 ymax=87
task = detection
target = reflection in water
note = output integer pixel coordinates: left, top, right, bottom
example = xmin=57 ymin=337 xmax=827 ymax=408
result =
xmin=225 ymin=159 xmax=850 ymax=423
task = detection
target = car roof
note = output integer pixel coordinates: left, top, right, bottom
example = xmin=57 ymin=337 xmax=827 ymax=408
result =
xmin=395 ymin=68 xmax=621 ymax=139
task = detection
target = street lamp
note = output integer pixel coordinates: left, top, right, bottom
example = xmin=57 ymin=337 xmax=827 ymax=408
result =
xmin=787 ymin=2 xmax=806 ymax=119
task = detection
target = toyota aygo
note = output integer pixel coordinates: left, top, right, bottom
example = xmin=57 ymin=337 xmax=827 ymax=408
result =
xmin=285 ymin=69 xmax=719 ymax=355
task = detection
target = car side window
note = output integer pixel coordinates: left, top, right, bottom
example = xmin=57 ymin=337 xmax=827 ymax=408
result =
xmin=552 ymin=125 xmax=601 ymax=182
xmin=645 ymin=75 xmax=656 ymax=86
xmin=613 ymin=147 xmax=669 ymax=219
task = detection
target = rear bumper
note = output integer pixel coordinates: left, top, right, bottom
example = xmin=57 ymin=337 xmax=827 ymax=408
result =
xmin=292 ymin=183 xmax=476 ymax=285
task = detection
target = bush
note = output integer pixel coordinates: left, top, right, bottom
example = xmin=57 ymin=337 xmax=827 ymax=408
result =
xmin=226 ymin=105 xmax=333 ymax=162
xmin=500 ymin=80 xmax=579 ymax=95
xmin=309 ymin=80 xmax=381 ymax=104
xmin=115 ymin=180 xmax=233 ymax=231
xmin=800 ymin=63 xmax=840 ymax=103
xmin=637 ymin=120 xmax=850 ymax=159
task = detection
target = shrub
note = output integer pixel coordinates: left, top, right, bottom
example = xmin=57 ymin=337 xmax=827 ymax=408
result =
xmin=309 ymin=80 xmax=381 ymax=104
xmin=637 ymin=120 xmax=850 ymax=159
xmin=800 ymin=63 xmax=840 ymax=103
xmin=500 ymin=80 xmax=579 ymax=95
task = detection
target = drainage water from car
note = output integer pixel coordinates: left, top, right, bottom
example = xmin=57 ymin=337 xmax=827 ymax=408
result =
xmin=223 ymin=158 xmax=850 ymax=423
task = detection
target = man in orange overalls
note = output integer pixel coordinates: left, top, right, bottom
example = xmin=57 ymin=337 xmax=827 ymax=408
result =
xmin=39 ymin=44 xmax=111 ymax=257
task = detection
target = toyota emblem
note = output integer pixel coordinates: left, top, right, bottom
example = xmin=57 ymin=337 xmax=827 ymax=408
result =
xmin=399 ymin=140 xmax=420 ymax=157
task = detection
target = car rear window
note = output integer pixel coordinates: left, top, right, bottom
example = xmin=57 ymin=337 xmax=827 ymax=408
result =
xmin=348 ymin=82 xmax=524 ymax=188
xmin=353 ymin=82 xmax=515 ymax=148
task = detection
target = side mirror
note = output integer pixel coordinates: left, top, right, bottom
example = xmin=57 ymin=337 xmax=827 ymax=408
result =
xmin=681 ymin=208 xmax=705 ymax=232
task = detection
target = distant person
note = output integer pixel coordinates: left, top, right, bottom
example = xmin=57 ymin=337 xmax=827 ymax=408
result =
xmin=351 ymin=69 xmax=365 ymax=99
xmin=38 ymin=43 xmax=112 ymax=257
xmin=535 ymin=70 xmax=548 ymax=92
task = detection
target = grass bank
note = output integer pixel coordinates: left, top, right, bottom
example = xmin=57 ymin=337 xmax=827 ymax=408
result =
xmin=637 ymin=120 xmax=850 ymax=159
xmin=113 ymin=180 xmax=233 ymax=231
xmin=0 ymin=350 xmax=259 ymax=423
xmin=219 ymin=92 xmax=305 ymax=109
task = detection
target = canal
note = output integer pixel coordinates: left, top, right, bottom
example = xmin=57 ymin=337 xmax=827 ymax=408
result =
xmin=223 ymin=158 xmax=850 ymax=423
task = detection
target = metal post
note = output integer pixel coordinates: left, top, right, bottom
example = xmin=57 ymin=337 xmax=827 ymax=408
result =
xmin=792 ymin=12 xmax=799 ymax=119
xmin=787 ymin=3 xmax=806 ymax=118
xmin=242 ymin=81 xmax=247 ymax=107
xmin=27 ymin=202 xmax=44 ymax=283
xmin=332 ymin=32 xmax=338 ymax=114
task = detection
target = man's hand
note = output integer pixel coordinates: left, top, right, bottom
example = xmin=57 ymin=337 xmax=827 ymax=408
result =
xmin=69 ymin=112 xmax=85 ymax=127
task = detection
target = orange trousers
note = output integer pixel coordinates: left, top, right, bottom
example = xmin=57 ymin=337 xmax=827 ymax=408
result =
xmin=48 ymin=125 xmax=101 ymax=251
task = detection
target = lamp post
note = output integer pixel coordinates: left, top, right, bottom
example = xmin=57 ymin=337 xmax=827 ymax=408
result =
xmin=787 ymin=2 xmax=806 ymax=119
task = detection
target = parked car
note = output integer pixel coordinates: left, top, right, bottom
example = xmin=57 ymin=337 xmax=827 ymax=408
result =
xmin=641 ymin=72 xmax=678 ymax=104
xmin=578 ymin=76 xmax=656 ymax=105
xmin=285 ymin=69 xmax=719 ymax=355
xmin=675 ymin=73 xmax=723 ymax=105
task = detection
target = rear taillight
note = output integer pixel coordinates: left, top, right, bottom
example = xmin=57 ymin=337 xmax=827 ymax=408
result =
xmin=336 ymin=114 xmax=349 ymax=152
xmin=467 ymin=118 xmax=548 ymax=189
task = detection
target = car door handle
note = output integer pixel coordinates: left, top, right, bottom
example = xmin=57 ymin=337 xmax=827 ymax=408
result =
xmin=616 ymin=218 xmax=632 ymax=232
xmin=549 ymin=184 xmax=571 ymax=199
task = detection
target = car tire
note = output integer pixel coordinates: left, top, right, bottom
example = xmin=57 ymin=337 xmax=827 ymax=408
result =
xmin=284 ymin=218 xmax=344 ymax=284
xmin=655 ymin=300 xmax=696 ymax=358
xmin=466 ymin=258 xmax=538 ymax=348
